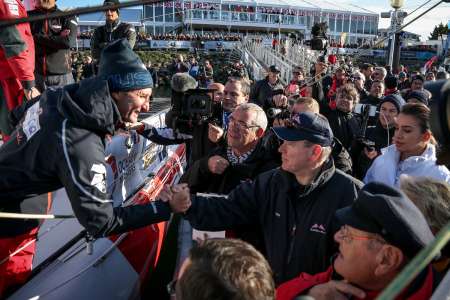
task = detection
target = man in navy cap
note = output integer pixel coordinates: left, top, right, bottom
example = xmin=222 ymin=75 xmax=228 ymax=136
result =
xmin=277 ymin=182 xmax=436 ymax=300
xmin=0 ymin=39 xmax=189 ymax=296
xmin=164 ymin=112 xmax=362 ymax=284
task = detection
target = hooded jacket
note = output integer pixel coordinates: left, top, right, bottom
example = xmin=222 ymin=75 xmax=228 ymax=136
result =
xmin=28 ymin=6 xmax=77 ymax=76
xmin=364 ymin=143 xmax=450 ymax=187
xmin=0 ymin=78 xmax=172 ymax=237
xmin=184 ymin=159 xmax=362 ymax=284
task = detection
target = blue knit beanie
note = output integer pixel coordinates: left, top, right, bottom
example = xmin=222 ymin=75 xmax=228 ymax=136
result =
xmin=98 ymin=39 xmax=153 ymax=92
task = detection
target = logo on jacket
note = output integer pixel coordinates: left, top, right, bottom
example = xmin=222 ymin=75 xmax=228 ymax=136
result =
xmin=90 ymin=163 xmax=107 ymax=194
xmin=310 ymin=223 xmax=326 ymax=235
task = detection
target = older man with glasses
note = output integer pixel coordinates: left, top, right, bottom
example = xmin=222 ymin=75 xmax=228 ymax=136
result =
xmin=162 ymin=112 xmax=362 ymax=284
xmin=277 ymin=182 xmax=437 ymax=300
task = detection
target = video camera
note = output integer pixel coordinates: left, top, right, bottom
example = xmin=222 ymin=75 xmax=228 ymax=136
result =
xmin=167 ymin=88 xmax=222 ymax=135
xmin=310 ymin=22 xmax=328 ymax=51
xmin=428 ymin=80 xmax=450 ymax=165
xmin=353 ymin=103 xmax=378 ymax=150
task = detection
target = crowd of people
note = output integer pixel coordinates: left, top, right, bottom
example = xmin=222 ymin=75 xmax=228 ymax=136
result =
xmin=1 ymin=0 xmax=450 ymax=298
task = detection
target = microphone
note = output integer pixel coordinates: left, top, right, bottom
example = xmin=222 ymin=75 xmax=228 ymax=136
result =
xmin=171 ymin=73 xmax=198 ymax=93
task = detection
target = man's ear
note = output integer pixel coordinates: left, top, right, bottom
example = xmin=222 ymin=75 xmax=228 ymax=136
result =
xmin=255 ymin=127 xmax=265 ymax=138
xmin=310 ymin=145 xmax=322 ymax=161
xmin=374 ymin=245 xmax=405 ymax=277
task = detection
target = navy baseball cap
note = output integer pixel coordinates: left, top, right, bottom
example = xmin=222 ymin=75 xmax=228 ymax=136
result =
xmin=335 ymin=182 xmax=435 ymax=258
xmin=269 ymin=65 xmax=281 ymax=73
xmin=272 ymin=112 xmax=334 ymax=147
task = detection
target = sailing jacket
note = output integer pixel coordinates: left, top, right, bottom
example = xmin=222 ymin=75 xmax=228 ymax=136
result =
xmin=0 ymin=78 xmax=172 ymax=238
xmin=184 ymin=159 xmax=362 ymax=284
xmin=28 ymin=6 xmax=77 ymax=76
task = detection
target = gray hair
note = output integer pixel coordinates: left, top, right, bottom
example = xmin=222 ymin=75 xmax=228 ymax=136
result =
xmin=400 ymin=175 xmax=450 ymax=233
xmin=375 ymin=67 xmax=387 ymax=78
xmin=352 ymin=70 xmax=366 ymax=82
xmin=235 ymin=103 xmax=268 ymax=131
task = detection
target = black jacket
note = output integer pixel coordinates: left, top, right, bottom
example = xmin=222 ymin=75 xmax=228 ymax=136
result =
xmin=29 ymin=7 xmax=77 ymax=75
xmin=181 ymin=140 xmax=279 ymax=252
xmin=353 ymin=122 xmax=395 ymax=180
xmin=180 ymin=140 xmax=279 ymax=194
xmin=0 ymin=78 xmax=171 ymax=238
xmin=321 ymin=106 xmax=361 ymax=151
xmin=91 ymin=20 xmax=136 ymax=63
xmin=249 ymin=77 xmax=284 ymax=111
xmin=184 ymin=159 xmax=362 ymax=284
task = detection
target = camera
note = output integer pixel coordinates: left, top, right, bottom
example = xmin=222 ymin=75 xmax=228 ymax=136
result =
xmin=267 ymin=108 xmax=291 ymax=120
xmin=167 ymin=89 xmax=222 ymax=134
xmin=353 ymin=104 xmax=377 ymax=117
xmin=428 ymin=80 xmax=450 ymax=163
xmin=310 ymin=22 xmax=328 ymax=51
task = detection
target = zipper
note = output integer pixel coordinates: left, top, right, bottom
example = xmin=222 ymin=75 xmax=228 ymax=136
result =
xmin=286 ymin=224 xmax=297 ymax=264
xmin=43 ymin=16 xmax=48 ymax=77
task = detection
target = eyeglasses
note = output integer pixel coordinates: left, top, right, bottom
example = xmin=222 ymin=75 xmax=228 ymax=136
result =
xmin=167 ymin=279 xmax=177 ymax=296
xmin=228 ymin=116 xmax=259 ymax=131
xmin=353 ymin=77 xmax=362 ymax=80
xmin=337 ymin=226 xmax=386 ymax=244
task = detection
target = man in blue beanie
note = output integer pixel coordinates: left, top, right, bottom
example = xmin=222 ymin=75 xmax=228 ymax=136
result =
xmin=0 ymin=39 xmax=190 ymax=296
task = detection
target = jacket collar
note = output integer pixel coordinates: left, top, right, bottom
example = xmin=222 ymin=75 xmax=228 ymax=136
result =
xmin=285 ymin=158 xmax=336 ymax=198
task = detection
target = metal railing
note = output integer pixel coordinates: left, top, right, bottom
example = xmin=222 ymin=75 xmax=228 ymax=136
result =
xmin=243 ymin=38 xmax=321 ymax=85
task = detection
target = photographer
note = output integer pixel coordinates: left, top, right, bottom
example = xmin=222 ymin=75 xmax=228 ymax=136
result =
xmin=321 ymin=84 xmax=362 ymax=152
xmin=250 ymin=65 xmax=285 ymax=111
xmin=353 ymin=94 xmax=405 ymax=180
xmin=284 ymin=66 xmax=306 ymax=98
xmin=360 ymin=80 xmax=385 ymax=126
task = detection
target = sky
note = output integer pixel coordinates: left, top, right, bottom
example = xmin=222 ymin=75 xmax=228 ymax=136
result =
xmin=57 ymin=0 xmax=450 ymax=40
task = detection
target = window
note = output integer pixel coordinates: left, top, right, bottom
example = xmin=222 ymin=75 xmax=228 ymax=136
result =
xmin=357 ymin=18 xmax=363 ymax=34
xmin=351 ymin=18 xmax=357 ymax=33
xmin=336 ymin=18 xmax=342 ymax=32
xmin=343 ymin=18 xmax=349 ymax=32
xmin=329 ymin=17 xmax=335 ymax=31
xmin=165 ymin=3 xmax=174 ymax=22
xmin=155 ymin=6 xmax=163 ymax=22
xmin=144 ymin=5 xmax=153 ymax=21
xmin=364 ymin=18 xmax=370 ymax=34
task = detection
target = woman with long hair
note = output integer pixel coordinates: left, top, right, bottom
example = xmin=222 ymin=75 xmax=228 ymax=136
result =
xmin=364 ymin=103 xmax=450 ymax=187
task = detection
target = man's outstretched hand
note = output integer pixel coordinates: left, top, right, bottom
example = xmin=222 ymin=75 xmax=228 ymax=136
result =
xmin=159 ymin=183 xmax=192 ymax=213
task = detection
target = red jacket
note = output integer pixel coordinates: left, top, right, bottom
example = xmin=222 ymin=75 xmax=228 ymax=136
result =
xmin=0 ymin=0 xmax=35 ymax=89
xmin=277 ymin=265 xmax=435 ymax=300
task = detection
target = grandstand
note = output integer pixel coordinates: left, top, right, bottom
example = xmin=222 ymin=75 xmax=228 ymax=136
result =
xmin=77 ymin=0 xmax=379 ymax=46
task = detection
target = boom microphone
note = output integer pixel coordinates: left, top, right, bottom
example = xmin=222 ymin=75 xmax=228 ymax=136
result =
xmin=171 ymin=73 xmax=198 ymax=93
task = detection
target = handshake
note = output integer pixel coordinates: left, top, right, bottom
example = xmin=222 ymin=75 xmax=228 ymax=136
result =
xmin=159 ymin=183 xmax=192 ymax=213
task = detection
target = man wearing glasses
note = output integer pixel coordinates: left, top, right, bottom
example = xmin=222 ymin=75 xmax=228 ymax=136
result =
xmin=180 ymin=103 xmax=278 ymax=251
xmin=277 ymin=182 xmax=436 ymax=300
xmin=163 ymin=112 xmax=362 ymax=284
xmin=90 ymin=0 xmax=136 ymax=72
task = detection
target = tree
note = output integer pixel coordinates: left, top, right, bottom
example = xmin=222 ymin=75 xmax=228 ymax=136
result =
xmin=429 ymin=22 xmax=448 ymax=40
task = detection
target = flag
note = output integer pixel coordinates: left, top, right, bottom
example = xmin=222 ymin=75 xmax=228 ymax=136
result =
xmin=424 ymin=55 xmax=438 ymax=71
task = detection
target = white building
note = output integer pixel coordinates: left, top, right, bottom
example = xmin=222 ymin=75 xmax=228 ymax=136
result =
xmin=143 ymin=0 xmax=379 ymax=45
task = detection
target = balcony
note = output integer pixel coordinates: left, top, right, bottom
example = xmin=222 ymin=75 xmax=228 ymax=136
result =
xmin=182 ymin=10 xmax=305 ymax=30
